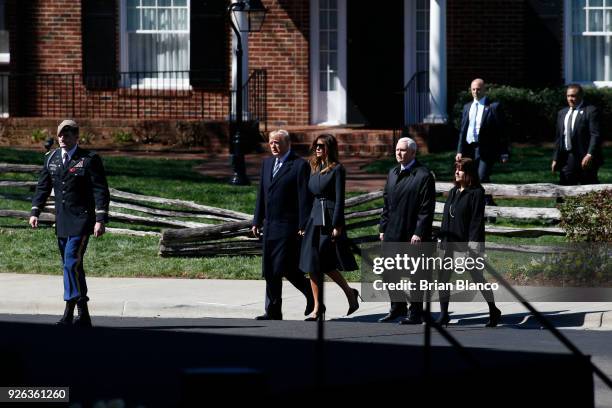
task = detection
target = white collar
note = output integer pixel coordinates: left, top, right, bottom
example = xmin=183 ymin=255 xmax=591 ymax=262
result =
xmin=61 ymin=145 xmax=78 ymax=160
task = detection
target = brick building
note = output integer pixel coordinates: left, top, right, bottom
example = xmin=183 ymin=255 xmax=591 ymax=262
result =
xmin=0 ymin=0 xmax=609 ymax=134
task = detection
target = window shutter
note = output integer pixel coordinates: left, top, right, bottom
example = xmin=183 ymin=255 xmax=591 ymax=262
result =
xmin=190 ymin=0 xmax=229 ymax=89
xmin=82 ymin=0 xmax=118 ymax=89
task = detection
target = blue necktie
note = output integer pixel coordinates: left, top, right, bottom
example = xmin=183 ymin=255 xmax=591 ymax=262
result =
xmin=272 ymin=158 xmax=281 ymax=178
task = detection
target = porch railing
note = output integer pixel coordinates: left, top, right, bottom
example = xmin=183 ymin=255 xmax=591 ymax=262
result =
xmin=229 ymin=68 xmax=268 ymax=132
xmin=0 ymin=70 xmax=261 ymax=122
xmin=403 ymin=70 xmax=431 ymax=126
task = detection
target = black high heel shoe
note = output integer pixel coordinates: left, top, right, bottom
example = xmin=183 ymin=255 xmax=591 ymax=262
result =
xmin=436 ymin=312 xmax=451 ymax=328
xmin=305 ymin=305 xmax=326 ymax=321
xmin=347 ymin=289 xmax=362 ymax=316
xmin=485 ymin=307 xmax=502 ymax=328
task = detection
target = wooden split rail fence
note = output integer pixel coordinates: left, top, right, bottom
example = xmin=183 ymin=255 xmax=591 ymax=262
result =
xmin=1 ymin=162 xmax=610 ymax=257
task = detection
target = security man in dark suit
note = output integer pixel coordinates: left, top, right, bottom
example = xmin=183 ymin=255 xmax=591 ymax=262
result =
xmin=252 ymin=129 xmax=314 ymax=320
xmin=378 ymin=137 xmax=436 ymax=324
xmin=456 ymin=78 xmax=509 ymax=205
xmin=29 ymin=120 xmax=110 ymax=328
xmin=552 ymin=84 xmax=603 ymax=185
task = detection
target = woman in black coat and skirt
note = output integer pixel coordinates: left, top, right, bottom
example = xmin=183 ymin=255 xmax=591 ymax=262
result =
xmin=299 ymin=134 xmax=360 ymax=321
xmin=437 ymin=158 xmax=502 ymax=327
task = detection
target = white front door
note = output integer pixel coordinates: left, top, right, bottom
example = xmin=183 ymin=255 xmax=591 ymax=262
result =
xmin=310 ymin=0 xmax=347 ymax=125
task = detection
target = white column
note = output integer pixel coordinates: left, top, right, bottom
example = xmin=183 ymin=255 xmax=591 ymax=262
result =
xmin=425 ymin=0 xmax=447 ymax=123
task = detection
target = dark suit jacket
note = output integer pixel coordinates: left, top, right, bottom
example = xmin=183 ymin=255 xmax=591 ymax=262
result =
xmin=553 ymin=103 xmax=603 ymax=168
xmin=31 ymin=147 xmax=110 ymax=238
xmin=379 ymin=161 xmax=436 ymax=242
xmin=457 ymin=97 xmax=508 ymax=162
xmin=439 ymin=186 xmax=485 ymax=244
xmin=252 ymin=151 xmax=311 ymax=241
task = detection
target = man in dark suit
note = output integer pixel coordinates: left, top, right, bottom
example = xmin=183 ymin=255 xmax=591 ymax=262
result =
xmin=252 ymin=129 xmax=314 ymax=320
xmin=552 ymin=84 xmax=602 ymax=185
xmin=29 ymin=120 xmax=110 ymax=328
xmin=378 ymin=137 xmax=436 ymax=324
xmin=456 ymin=78 xmax=509 ymax=205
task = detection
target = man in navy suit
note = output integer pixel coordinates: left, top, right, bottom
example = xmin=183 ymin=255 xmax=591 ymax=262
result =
xmin=456 ymin=79 xmax=509 ymax=205
xmin=252 ymin=129 xmax=314 ymax=320
xmin=552 ymin=84 xmax=602 ymax=185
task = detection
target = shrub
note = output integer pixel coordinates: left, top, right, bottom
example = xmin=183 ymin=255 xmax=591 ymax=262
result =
xmin=111 ymin=130 xmax=134 ymax=144
xmin=559 ymin=190 xmax=612 ymax=242
xmin=31 ymin=128 xmax=49 ymax=143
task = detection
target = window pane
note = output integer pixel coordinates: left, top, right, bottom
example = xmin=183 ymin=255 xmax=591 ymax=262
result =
xmin=319 ymin=52 xmax=328 ymax=71
xmin=320 ymin=72 xmax=328 ymax=92
xmin=590 ymin=9 xmax=604 ymax=31
xmin=127 ymin=7 xmax=140 ymax=30
xmin=174 ymin=0 xmax=187 ymax=5
xmin=143 ymin=8 xmax=156 ymax=29
xmin=417 ymin=32 xmax=426 ymax=50
xmin=158 ymin=7 xmax=170 ymax=30
xmin=320 ymin=31 xmax=328 ymax=50
xmin=329 ymin=31 xmax=337 ymax=50
xmin=590 ymin=0 xmax=603 ymax=6
xmin=320 ymin=12 xmax=328 ymax=29
xmin=329 ymin=0 xmax=337 ymax=9
xmin=320 ymin=0 xmax=329 ymax=10
xmin=127 ymin=0 xmax=140 ymax=8
xmin=607 ymin=9 xmax=612 ymax=30
xmin=329 ymin=71 xmax=337 ymax=91
xmin=173 ymin=8 xmax=188 ymax=30
xmin=142 ymin=0 xmax=155 ymax=6
xmin=329 ymin=10 xmax=337 ymax=28
xmin=329 ymin=52 xmax=337 ymax=71
xmin=159 ymin=0 xmax=171 ymax=6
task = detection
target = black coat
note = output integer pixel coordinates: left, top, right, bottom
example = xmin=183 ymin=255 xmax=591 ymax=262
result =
xmin=31 ymin=147 xmax=110 ymax=238
xmin=253 ymin=151 xmax=311 ymax=278
xmin=299 ymin=164 xmax=357 ymax=274
xmin=457 ymin=98 xmax=508 ymax=162
xmin=439 ymin=185 xmax=485 ymax=244
xmin=379 ymin=161 xmax=436 ymax=242
xmin=552 ymin=103 xmax=603 ymax=169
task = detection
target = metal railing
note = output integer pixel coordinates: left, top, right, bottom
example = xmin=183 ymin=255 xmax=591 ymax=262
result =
xmin=0 ymin=70 xmax=235 ymax=120
xmin=403 ymin=70 xmax=431 ymax=126
xmin=229 ymin=69 xmax=268 ymax=132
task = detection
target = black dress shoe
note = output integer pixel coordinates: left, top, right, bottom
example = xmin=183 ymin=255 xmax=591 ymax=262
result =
xmin=56 ymin=300 xmax=75 ymax=326
xmin=378 ymin=309 xmax=407 ymax=323
xmin=304 ymin=295 xmax=315 ymax=316
xmin=305 ymin=305 xmax=326 ymax=322
xmin=255 ymin=313 xmax=282 ymax=321
xmin=435 ymin=312 xmax=451 ymax=327
xmin=399 ymin=313 xmax=423 ymax=325
xmin=485 ymin=307 xmax=502 ymax=328
xmin=73 ymin=301 xmax=92 ymax=328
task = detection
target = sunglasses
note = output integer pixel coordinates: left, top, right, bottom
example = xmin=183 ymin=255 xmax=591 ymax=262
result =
xmin=315 ymin=143 xmax=326 ymax=150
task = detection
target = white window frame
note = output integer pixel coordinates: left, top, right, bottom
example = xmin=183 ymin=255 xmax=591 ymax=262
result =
xmin=119 ymin=0 xmax=191 ymax=89
xmin=0 ymin=0 xmax=9 ymax=64
xmin=310 ymin=0 xmax=347 ymax=125
xmin=565 ymin=0 xmax=612 ymax=86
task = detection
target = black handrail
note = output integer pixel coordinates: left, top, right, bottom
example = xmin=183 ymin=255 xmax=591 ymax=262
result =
xmin=229 ymin=68 xmax=268 ymax=131
xmin=403 ymin=70 xmax=430 ymax=126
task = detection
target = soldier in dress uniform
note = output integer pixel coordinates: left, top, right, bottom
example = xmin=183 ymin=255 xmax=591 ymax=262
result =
xmin=29 ymin=120 xmax=110 ymax=328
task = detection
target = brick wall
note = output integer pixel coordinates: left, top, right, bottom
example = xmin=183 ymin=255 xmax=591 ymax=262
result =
xmin=248 ymin=0 xmax=310 ymax=126
xmin=447 ymin=0 xmax=528 ymax=109
xmin=5 ymin=0 xmax=230 ymax=121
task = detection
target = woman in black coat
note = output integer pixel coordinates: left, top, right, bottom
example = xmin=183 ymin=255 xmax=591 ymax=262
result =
xmin=437 ymin=158 xmax=501 ymax=327
xmin=299 ymin=134 xmax=360 ymax=321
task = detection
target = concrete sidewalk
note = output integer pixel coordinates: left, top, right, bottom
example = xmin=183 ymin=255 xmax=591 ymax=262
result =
xmin=1 ymin=273 xmax=611 ymax=330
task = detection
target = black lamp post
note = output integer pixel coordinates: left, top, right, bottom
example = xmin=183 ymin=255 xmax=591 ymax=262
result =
xmin=228 ymin=0 xmax=267 ymax=186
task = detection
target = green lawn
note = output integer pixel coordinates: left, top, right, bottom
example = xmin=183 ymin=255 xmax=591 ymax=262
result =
xmin=363 ymin=145 xmax=612 ymax=185
xmin=0 ymin=146 xmax=605 ymax=281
